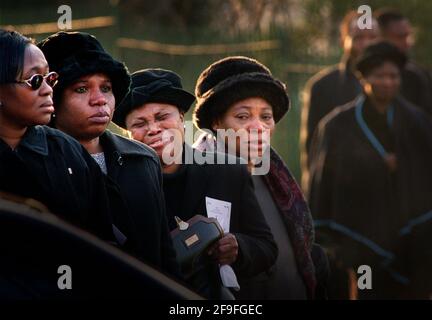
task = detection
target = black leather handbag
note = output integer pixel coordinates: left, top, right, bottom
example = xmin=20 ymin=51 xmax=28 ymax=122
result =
xmin=170 ymin=215 xmax=224 ymax=275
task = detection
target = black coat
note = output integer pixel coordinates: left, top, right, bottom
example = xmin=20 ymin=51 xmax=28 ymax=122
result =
xmin=301 ymin=59 xmax=432 ymax=193
xmin=0 ymin=126 xmax=114 ymax=241
xmin=402 ymin=61 xmax=432 ymax=116
xmin=163 ymin=145 xmax=278 ymax=298
xmin=301 ymin=61 xmax=361 ymax=192
xmin=99 ymin=130 xmax=179 ymax=276
xmin=308 ymin=95 xmax=432 ymax=298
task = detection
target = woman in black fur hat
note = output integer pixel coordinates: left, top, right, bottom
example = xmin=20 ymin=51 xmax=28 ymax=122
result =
xmin=193 ymin=56 xmax=327 ymax=299
xmin=38 ymin=32 xmax=179 ymax=277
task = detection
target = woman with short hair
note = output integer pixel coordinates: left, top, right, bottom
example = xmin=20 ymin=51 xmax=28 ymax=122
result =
xmin=0 ymin=29 xmax=114 ymax=241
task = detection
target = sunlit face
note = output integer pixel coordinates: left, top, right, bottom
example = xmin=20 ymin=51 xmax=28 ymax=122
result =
xmin=362 ymin=61 xmax=401 ymax=104
xmin=383 ymin=19 xmax=414 ymax=53
xmin=212 ymin=97 xmax=275 ymax=159
xmin=0 ymin=44 xmax=54 ymax=127
xmin=55 ymin=73 xmax=114 ymax=141
xmin=125 ymin=103 xmax=184 ymax=159
xmin=344 ymin=19 xmax=380 ymax=59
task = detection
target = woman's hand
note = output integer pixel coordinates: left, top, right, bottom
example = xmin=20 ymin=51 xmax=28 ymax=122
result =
xmin=208 ymin=233 xmax=239 ymax=265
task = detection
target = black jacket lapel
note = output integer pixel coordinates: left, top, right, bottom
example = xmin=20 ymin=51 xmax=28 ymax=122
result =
xmin=181 ymin=145 xmax=211 ymax=217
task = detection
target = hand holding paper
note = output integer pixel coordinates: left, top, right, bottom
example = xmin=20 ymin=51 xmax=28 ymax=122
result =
xmin=206 ymin=196 xmax=240 ymax=290
xmin=208 ymin=233 xmax=238 ymax=265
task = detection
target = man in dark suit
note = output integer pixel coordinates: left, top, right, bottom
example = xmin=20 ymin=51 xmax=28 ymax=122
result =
xmin=113 ymin=68 xmax=277 ymax=299
xmin=375 ymin=8 xmax=432 ymax=116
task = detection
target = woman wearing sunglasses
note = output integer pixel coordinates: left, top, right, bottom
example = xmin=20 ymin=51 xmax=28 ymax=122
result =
xmin=0 ymin=29 xmax=116 ymax=242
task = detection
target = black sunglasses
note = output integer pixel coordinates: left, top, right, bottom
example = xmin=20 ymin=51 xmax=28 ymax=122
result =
xmin=15 ymin=71 xmax=59 ymax=90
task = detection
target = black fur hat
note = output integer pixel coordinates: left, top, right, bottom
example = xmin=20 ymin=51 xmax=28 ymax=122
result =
xmin=193 ymin=56 xmax=289 ymax=130
xmin=37 ymin=31 xmax=130 ymax=108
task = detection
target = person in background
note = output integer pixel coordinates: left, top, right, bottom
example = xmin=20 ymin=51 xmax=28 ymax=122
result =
xmin=375 ymin=7 xmax=432 ymax=116
xmin=38 ymin=31 xmax=179 ymax=277
xmin=300 ymin=10 xmax=380 ymax=194
xmin=113 ymin=68 xmax=278 ymax=299
xmin=308 ymin=41 xmax=432 ymax=299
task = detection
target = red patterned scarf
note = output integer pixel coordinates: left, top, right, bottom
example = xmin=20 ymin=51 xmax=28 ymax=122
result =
xmin=194 ymin=133 xmax=317 ymax=298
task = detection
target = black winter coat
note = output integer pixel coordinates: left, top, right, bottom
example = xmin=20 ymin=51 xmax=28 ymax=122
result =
xmin=99 ymin=130 xmax=179 ymax=276
xmin=308 ymin=95 xmax=432 ymax=298
xmin=163 ymin=145 xmax=278 ymax=298
xmin=301 ymin=59 xmax=432 ymax=193
xmin=0 ymin=126 xmax=114 ymax=241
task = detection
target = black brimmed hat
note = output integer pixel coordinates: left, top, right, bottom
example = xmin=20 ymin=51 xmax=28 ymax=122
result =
xmin=113 ymin=68 xmax=195 ymax=128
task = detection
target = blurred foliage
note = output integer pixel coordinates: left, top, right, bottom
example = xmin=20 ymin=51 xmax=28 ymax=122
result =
xmin=1 ymin=0 xmax=431 ymax=181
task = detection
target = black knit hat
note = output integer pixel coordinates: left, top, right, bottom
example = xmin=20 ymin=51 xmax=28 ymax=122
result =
xmin=356 ymin=41 xmax=407 ymax=76
xmin=113 ymin=68 xmax=195 ymax=128
xmin=193 ymin=56 xmax=289 ymax=130
xmin=37 ymin=31 xmax=130 ymax=108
